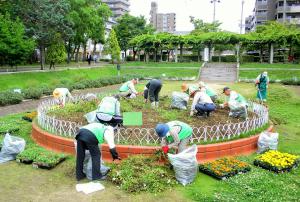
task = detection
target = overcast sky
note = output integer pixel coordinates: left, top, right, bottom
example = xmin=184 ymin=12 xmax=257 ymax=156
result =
xmin=129 ymin=0 xmax=256 ymax=33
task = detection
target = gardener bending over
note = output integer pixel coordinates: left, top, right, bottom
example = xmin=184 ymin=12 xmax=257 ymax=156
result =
xmin=181 ymin=83 xmax=199 ymax=98
xmin=76 ymin=123 xmax=120 ymax=181
xmin=143 ymin=79 xmax=163 ymax=108
xmin=52 ymin=88 xmax=73 ymax=107
xmin=119 ymin=78 xmax=139 ymax=99
xmin=190 ymin=87 xmax=216 ymax=118
xmin=155 ymin=121 xmax=193 ymax=154
xmin=221 ymin=87 xmax=248 ymax=119
xmin=198 ymin=81 xmax=218 ymax=102
xmin=255 ymin=71 xmax=269 ymax=102
xmin=96 ymin=95 xmax=123 ymax=127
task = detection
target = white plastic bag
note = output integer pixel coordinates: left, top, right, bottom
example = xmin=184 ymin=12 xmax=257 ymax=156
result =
xmin=257 ymin=131 xmax=279 ymax=154
xmin=168 ymin=144 xmax=198 ymax=186
xmin=84 ymin=110 xmax=98 ymax=123
xmin=0 ymin=133 xmax=26 ymax=164
xmin=171 ymin=92 xmax=189 ymax=110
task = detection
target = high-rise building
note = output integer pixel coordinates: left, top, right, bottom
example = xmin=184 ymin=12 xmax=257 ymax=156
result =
xmin=102 ymin=0 xmax=130 ymax=19
xmin=150 ymin=2 xmax=176 ymax=33
xmin=245 ymin=0 xmax=300 ymax=32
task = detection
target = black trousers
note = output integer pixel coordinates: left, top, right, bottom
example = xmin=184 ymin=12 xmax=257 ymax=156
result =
xmin=96 ymin=114 xmax=123 ymax=127
xmin=144 ymin=80 xmax=162 ymax=102
xmin=76 ymin=129 xmax=101 ymax=180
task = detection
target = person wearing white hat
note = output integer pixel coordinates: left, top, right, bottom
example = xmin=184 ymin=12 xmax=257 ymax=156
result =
xmin=52 ymin=88 xmax=73 ymax=107
xmin=76 ymin=123 xmax=120 ymax=181
xmin=198 ymin=81 xmax=218 ymax=102
xmin=119 ymin=78 xmax=139 ymax=99
xmin=255 ymin=71 xmax=269 ymax=102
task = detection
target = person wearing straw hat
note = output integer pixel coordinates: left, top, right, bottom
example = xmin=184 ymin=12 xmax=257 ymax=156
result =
xmin=143 ymin=79 xmax=163 ymax=108
xmin=255 ymin=71 xmax=269 ymax=102
xmin=96 ymin=95 xmax=123 ymax=127
xmin=181 ymin=83 xmax=199 ymax=98
xmin=190 ymin=87 xmax=216 ymax=118
xmin=119 ymin=78 xmax=139 ymax=99
xmin=52 ymin=88 xmax=73 ymax=107
xmin=155 ymin=121 xmax=193 ymax=154
xmin=198 ymin=81 xmax=218 ymax=102
xmin=76 ymin=123 xmax=120 ymax=181
xmin=221 ymin=87 xmax=248 ymax=119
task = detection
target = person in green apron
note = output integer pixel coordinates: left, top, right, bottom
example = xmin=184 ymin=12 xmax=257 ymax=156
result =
xmin=119 ymin=78 xmax=139 ymax=98
xmin=155 ymin=121 xmax=193 ymax=153
xmin=181 ymin=83 xmax=199 ymax=98
xmin=222 ymin=87 xmax=248 ymax=119
xmin=255 ymin=71 xmax=269 ymax=102
xmin=76 ymin=123 xmax=120 ymax=181
xmin=96 ymin=95 xmax=123 ymax=127
xmin=198 ymin=81 xmax=218 ymax=102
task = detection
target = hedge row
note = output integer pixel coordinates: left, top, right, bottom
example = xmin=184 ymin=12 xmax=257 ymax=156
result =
xmin=0 ymin=75 xmax=142 ymax=106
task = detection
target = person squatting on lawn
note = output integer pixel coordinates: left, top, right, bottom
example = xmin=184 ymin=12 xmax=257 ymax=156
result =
xmin=76 ymin=123 xmax=120 ymax=181
xmin=119 ymin=78 xmax=139 ymax=99
xmin=198 ymin=81 xmax=218 ymax=102
xmin=255 ymin=71 xmax=269 ymax=102
xmin=181 ymin=83 xmax=199 ymax=98
xmin=96 ymin=95 xmax=123 ymax=127
xmin=190 ymin=87 xmax=216 ymax=118
xmin=221 ymin=87 xmax=248 ymax=119
xmin=143 ymin=79 xmax=163 ymax=108
xmin=52 ymin=88 xmax=73 ymax=107
xmin=155 ymin=121 xmax=193 ymax=154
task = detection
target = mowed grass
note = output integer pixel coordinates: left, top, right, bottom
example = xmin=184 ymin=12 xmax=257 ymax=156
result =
xmin=0 ymin=66 xmax=198 ymax=91
xmin=239 ymin=69 xmax=300 ymax=80
xmin=0 ymin=82 xmax=299 ymax=201
xmin=240 ymin=63 xmax=300 ymax=69
xmin=118 ymin=61 xmax=202 ymax=68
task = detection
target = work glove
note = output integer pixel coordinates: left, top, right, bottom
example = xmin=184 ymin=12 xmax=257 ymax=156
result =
xmin=110 ymin=147 xmax=121 ymax=161
xmin=162 ymin=145 xmax=169 ymax=154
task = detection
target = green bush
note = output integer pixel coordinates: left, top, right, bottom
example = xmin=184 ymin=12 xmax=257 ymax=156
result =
xmin=0 ymin=91 xmax=23 ymax=106
xmin=241 ymin=55 xmax=254 ymax=63
xmin=281 ymin=79 xmax=300 ymax=86
xmin=212 ymin=55 xmax=237 ymax=62
xmin=40 ymin=85 xmax=52 ymax=96
xmin=22 ymin=88 xmax=43 ymax=99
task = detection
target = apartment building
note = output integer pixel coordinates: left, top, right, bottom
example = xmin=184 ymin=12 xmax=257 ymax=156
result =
xmin=102 ymin=0 xmax=130 ymax=19
xmin=150 ymin=2 xmax=176 ymax=33
xmin=245 ymin=0 xmax=300 ymax=32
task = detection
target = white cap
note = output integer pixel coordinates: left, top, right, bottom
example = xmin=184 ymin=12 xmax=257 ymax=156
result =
xmin=263 ymin=71 xmax=268 ymax=76
xmin=198 ymin=81 xmax=205 ymax=88
xmin=103 ymin=126 xmax=115 ymax=149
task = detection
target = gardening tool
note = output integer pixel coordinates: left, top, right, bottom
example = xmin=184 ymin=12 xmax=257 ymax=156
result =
xmin=162 ymin=145 xmax=169 ymax=154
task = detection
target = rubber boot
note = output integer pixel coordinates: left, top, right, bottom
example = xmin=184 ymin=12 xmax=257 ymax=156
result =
xmin=155 ymin=102 xmax=159 ymax=108
xmin=151 ymin=102 xmax=156 ymax=109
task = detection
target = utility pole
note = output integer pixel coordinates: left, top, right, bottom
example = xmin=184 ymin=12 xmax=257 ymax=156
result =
xmin=240 ymin=0 xmax=245 ymax=34
xmin=210 ymin=0 xmax=221 ymax=22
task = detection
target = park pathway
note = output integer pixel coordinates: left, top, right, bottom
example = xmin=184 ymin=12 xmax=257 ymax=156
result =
xmin=0 ymin=85 xmax=120 ymax=117
xmin=199 ymin=62 xmax=238 ymax=82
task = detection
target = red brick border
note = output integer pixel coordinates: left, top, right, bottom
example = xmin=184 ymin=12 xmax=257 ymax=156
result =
xmin=32 ymin=122 xmax=273 ymax=162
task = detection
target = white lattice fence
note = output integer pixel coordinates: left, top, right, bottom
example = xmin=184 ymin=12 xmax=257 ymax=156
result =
xmin=37 ymin=94 xmax=269 ymax=145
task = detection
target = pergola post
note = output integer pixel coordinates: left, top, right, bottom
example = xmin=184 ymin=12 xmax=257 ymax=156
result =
xmin=269 ymin=43 xmax=274 ymax=64
xmin=204 ymin=46 xmax=209 ymax=62
xmin=174 ymin=46 xmax=178 ymax=63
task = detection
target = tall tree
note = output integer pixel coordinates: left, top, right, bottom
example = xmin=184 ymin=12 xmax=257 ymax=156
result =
xmin=0 ymin=13 xmax=35 ymax=69
xmin=46 ymin=34 xmax=67 ymax=69
xmin=114 ymin=13 xmax=154 ymax=59
xmin=104 ymin=29 xmax=121 ymax=64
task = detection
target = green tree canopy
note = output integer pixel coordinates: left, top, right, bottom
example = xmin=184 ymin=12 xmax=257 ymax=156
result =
xmin=46 ymin=34 xmax=67 ymax=69
xmin=0 ymin=13 xmax=35 ymax=68
xmin=104 ymin=29 xmax=121 ymax=64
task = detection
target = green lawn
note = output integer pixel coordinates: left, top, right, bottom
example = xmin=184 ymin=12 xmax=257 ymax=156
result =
xmin=118 ymin=61 xmax=202 ymax=68
xmin=239 ymin=69 xmax=300 ymax=80
xmin=0 ymin=66 xmax=198 ymax=91
xmin=240 ymin=63 xmax=299 ymax=69
xmin=0 ymin=83 xmax=299 ymax=201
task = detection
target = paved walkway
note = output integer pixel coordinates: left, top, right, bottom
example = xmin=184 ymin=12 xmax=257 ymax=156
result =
xmin=199 ymin=63 xmax=237 ymax=82
xmin=0 ymin=85 xmax=120 ymax=117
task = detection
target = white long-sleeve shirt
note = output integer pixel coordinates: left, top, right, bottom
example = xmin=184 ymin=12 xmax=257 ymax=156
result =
xmin=53 ymin=88 xmax=72 ymax=105
xmin=191 ymin=91 xmax=214 ymax=111
xmin=128 ymin=82 xmax=138 ymax=94
xmin=104 ymin=129 xmax=116 ymax=149
xmin=227 ymin=91 xmax=247 ymax=110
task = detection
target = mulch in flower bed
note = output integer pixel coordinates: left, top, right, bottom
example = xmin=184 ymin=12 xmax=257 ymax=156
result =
xmin=254 ymin=150 xmax=300 ymax=173
xmin=199 ymin=157 xmax=251 ymax=180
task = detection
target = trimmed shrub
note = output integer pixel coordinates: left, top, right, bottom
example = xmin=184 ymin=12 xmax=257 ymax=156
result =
xmin=40 ymin=85 xmax=52 ymax=96
xmin=22 ymin=88 xmax=43 ymax=99
xmin=241 ymin=55 xmax=255 ymax=63
xmin=212 ymin=55 xmax=237 ymax=62
xmin=0 ymin=91 xmax=23 ymax=106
